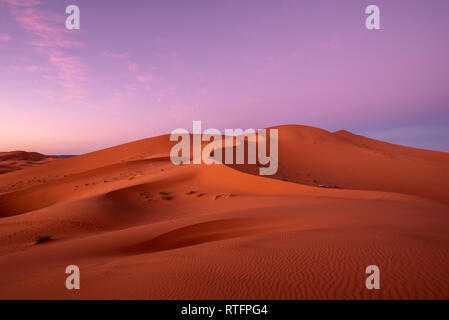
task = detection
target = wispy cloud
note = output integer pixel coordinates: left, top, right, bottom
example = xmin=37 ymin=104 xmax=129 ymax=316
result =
xmin=102 ymin=50 xmax=139 ymax=72
xmin=14 ymin=64 xmax=47 ymax=72
xmin=128 ymin=63 xmax=139 ymax=72
xmin=5 ymin=0 xmax=87 ymax=100
xmin=0 ymin=34 xmax=11 ymax=48
xmin=0 ymin=34 xmax=11 ymax=42
xmin=102 ymin=50 xmax=154 ymax=90
xmin=136 ymin=74 xmax=153 ymax=83
xmin=102 ymin=51 xmax=128 ymax=60
xmin=4 ymin=0 xmax=40 ymax=6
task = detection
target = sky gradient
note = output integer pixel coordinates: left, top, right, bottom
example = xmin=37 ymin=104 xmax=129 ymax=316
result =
xmin=1 ymin=0 xmax=449 ymax=154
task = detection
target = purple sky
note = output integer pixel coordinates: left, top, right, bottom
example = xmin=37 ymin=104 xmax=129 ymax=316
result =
xmin=1 ymin=0 xmax=448 ymax=154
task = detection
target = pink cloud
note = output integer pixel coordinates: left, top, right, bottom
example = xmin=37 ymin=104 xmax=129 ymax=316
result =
xmin=4 ymin=0 xmax=40 ymax=7
xmin=136 ymin=74 xmax=153 ymax=83
xmin=48 ymin=53 xmax=87 ymax=99
xmin=103 ymin=50 xmax=140 ymax=73
xmin=128 ymin=63 xmax=139 ymax=72
xmin=14 ymin=65 xmax=47 ymax=72
xmin=102 ymin=51 xmax=128 ymax=60
xmin=102 ymin=51 xmax=156 ymax=90
xmin=0 ymin=34 xmax=11 ymax=42
xmin=6 ymin=0 xmax=87 ymax=100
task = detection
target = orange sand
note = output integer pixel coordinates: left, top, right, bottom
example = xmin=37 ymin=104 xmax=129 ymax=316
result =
xmin=0 ymin=125 xmax=448 ymax=299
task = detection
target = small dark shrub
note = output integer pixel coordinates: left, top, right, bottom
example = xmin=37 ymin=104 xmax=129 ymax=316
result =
xmin=35 ymin=235 xmax=52 ymax=244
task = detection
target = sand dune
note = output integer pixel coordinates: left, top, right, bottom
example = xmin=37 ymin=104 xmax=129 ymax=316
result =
xmin=228 ymin=125 xmax=449 ymax=205
xmin=0 ymin=151 xmax=55 ymax=175
xmin=0 ymin=125 xmax=448 ymax=299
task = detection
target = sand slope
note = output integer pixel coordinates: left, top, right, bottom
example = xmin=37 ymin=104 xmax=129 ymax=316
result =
xmin=0 ymin=125 xmax=448 ymax=299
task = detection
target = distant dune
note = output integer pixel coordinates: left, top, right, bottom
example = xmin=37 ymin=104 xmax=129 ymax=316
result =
xmin=0 ymin=151 xmax=56 ymax=175
xmin=0 ymin=125 xmax=448 ymax=299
